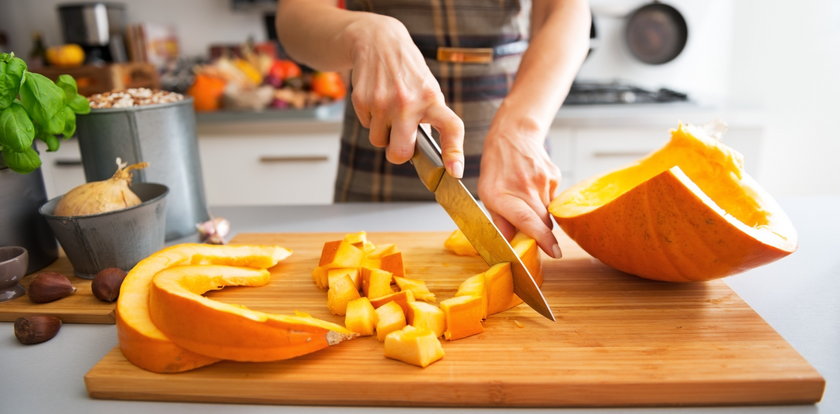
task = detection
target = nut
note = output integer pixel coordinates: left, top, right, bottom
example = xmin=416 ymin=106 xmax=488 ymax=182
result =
xmin=91 ymin=267 xmax=128 ymax=302
xmin=14 ymin=315 xmax=62 ymax=345
xmin=27 ymin=272 xmax=76 ymax=303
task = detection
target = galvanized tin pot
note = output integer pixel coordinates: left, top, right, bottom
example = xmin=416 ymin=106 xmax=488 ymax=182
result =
xmin=75 ymin=98 xmax=209 ymax=241
xmin=39 ymin=183 xmax=168 ymax=279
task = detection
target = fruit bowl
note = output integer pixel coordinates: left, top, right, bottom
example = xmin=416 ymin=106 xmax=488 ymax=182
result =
xmin=0 ymin=246 xmax=28 ymax=302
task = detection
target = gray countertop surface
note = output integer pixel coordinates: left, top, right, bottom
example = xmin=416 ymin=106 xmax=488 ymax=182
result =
xmin=2 ymin=196 xmax=836 ymax=414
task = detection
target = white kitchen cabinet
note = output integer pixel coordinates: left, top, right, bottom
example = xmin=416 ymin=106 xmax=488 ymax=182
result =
xmin=36 ymin=139 xmax=86 ymax=199
xmin=196 ymin=121 xmax=342 ymax=206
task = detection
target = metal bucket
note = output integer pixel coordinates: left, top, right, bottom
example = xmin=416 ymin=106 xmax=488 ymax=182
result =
xmin=0 ymin=166 xmax=58 ymax=273
xmin=75 ymin=98 xmax=209 ymax=241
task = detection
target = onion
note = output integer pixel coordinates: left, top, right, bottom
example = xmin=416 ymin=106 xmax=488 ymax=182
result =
xmin=54 ymin=158 xmax=149 ymax=217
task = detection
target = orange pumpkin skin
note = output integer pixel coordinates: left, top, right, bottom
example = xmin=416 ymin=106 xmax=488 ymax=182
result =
xmin=550 ymin=124 xmax=797 ymax=282
xmin=148 ymin=265 xmax=354 ymax=362
xmin=115 ymin=244 xmax=292 ymax=373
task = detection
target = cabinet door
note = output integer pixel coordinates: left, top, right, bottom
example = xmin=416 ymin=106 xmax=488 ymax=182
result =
xmin=198 ymin=133 xmax=340 ymax=205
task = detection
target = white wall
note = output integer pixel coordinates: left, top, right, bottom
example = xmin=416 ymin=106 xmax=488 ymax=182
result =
xmin=727 ymin=0 xmax=840 ymax=196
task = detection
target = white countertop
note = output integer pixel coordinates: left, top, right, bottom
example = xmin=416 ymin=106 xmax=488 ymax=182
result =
xmin=2 ymin=196 xmax=835 ymax=414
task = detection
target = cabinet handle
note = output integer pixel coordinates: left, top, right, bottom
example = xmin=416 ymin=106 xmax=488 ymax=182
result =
xmin=258 ymin=155 xmax=329 ymax=163
xmin=54 ymin=159 xmax=83 ymax=167
xmin=592 ymin=151 xmax=650 ymax=158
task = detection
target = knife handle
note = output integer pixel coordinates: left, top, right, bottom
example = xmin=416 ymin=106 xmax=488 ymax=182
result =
xmin=411 ymin=125 xmax=446 ymax=192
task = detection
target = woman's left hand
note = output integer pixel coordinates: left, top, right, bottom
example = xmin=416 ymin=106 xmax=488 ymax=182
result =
xmin=478 ymin=118 xmax=563 ymax=259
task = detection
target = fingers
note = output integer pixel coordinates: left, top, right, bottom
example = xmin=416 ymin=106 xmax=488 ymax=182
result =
xmin=386 ymin=118 xmax=417 ymax=164
xmin=423 ymin=104 xmax=465 ymax=178
xmin=493 ymin=195 xmax=562 ymax=259
xmin=368 ymin=117 xmax=390 ymax=148
xmin=490 ymin=211 xmax=516 ymax=241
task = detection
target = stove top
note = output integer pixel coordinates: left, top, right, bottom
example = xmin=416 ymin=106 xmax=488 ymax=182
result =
xmin=565 ymin=81 xmax=689 ymax=105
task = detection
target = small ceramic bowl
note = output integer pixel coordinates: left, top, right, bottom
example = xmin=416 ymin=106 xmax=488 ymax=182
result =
xmin=0 ymin=246 xmax=28 ymax=302
xmin=39 ymin=183 xmax=168 ymax=279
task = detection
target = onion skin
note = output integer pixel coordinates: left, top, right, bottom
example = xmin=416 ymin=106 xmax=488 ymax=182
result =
xmin=54 ymin=162 xmax=149 ymax=217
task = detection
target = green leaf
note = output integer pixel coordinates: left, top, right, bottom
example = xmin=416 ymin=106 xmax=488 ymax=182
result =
xmin=56 ymin=74 xmax=91 ymax=114
xmin=0 ymin=103 xmax=36 ymax=151
xmin=1 ymin=146 xmax=41 ymax=173
xmin=42 ymin=132 xmax=60 ymax=152
xmin=0 ymin=53 xmax=27 ymax=110
xmin=19 ymin=72 xmax=66 ymax=133
xmin=61 ymin=106 xmax=76 ymax=138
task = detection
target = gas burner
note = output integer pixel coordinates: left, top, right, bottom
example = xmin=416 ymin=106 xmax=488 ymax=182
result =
xmin=565 ymin=81 xmax=689 ymax=105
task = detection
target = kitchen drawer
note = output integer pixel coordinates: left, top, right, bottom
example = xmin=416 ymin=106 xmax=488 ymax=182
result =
xmin=36 ymin=139 xmax=86 ymax=199
xmin=571 ymin=126 xmax=763 ymax=183
xmin=198 ymin=133 xmax=340 ymax=206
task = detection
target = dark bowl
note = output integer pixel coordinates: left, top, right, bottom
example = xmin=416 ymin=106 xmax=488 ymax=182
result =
xmin=39 ymin=183 xmax=168 ymax=279
xmin=0 ymin=246 xmax=28 ymax=301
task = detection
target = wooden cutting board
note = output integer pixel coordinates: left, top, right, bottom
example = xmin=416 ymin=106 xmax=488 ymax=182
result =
xmin=84 ymin=232 xmax=825 ymax=407
xmin=0 ymin=256 xmax=114 ymax=324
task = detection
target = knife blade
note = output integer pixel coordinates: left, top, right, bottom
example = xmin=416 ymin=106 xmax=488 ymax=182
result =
xmin=410 ymin=125 xmax=555 ymax=321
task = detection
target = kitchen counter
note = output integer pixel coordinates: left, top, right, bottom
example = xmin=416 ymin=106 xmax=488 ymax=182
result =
xmin=2 ymin=196 xmax=836 ymax=414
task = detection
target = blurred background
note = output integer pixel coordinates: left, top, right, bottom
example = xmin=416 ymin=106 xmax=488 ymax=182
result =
xmin=1 ymin=0 xmax=837 ymax=205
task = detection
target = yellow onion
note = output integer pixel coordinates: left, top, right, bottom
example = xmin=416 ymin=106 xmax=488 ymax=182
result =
xmin=54 ymin=159 xmax=149 ymax=217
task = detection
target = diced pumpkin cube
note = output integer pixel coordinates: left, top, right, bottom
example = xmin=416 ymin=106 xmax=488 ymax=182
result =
xmin=319 ymin=240 xmax=364 ymax=268
xmin=443 ymin=229 xmax=479 ymax=256
xmin=379 ymin=252 xmax=405 ymax=277
xmin=407 ymin=301 xmax=445 ymax=338
xmin=505 ymin=233 xmax=544 ymax=309
xmin=370 ymin=290 xmax=415 ymax=315
xmin=328 ymin=268 xmax=361 ymax=290
xmin=362 ymin=267 xmax=395 ymax=298
xmin=327 ymin=273 xmax=361 ymax=316
xmin=440 ymin=295 xmax=484 ymax=341
xmin=343 ymin=231 xmax=367 ymax=246
xmin=366 ymin=243 xmax=397 ymax=259
xmin=483 ymin=262 xmax=514 ymax=315
xmin=311 ymin=266 xmax=329 ymax=290
xmin=375 ymin=301 xmax=406 ymax=342
xmin=394 ymin=276 xmax=436 ymax=303
xmin=345 ymin=297 xmax=377 ymax=336
xmin=455 ymin=274 xmax=488 ymax=319
xmin=384 ymin=325 xmax=445 ymax=368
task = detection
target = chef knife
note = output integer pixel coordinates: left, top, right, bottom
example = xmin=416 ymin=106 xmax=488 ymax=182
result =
xmin=410 ymin=125 xmax=556 ymax=321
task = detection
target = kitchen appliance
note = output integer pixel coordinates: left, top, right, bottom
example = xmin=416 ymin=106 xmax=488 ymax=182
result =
xmin=565 ymin=80 xmax=689 ymax=105
xmin=625 ymin=1 xmax=688 ymax=64
xmin=84 ymin=231 xmax=825 ymax=407
xmin=57 ymin=2 xmax=127 ymax=64
xmin=411 ymin=126 xmax=554 ymax=321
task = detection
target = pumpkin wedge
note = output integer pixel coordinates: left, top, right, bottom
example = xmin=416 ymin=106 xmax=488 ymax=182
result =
xmin=149 ymin=264 xmax=355 ymax=362
xmin=550 ymin=123 xmax=798 ymax=282
xmin=116 ymin=243 xmax=291 ymax=373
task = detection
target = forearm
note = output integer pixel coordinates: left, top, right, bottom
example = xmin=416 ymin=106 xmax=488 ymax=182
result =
xmin=495 ymin=0 xmax=590 ymax=138
xmin=275 ymin=0 xmax=396 ymax=71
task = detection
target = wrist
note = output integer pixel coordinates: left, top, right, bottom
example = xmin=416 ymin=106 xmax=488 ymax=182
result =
xmin=343 ymin=13 xmax=408 ymax=66
xmin=489 ymin=100 xmax=549 ymax=144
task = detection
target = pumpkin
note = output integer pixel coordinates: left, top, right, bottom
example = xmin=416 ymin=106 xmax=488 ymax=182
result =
xmin=384 ymin=325 xmax=445 ymax=368
xmin=375 ymin=301 xmax=406 ymax=342
xmin=440 ymin=295 xmax=485 ymax=341
xmin=549 ymin=123 xmax=798 ymax=282
xmin=148 ymin=264 xmax=354 ymax=362
xmin=407 ymin=301 xmax=445 ymax=338
xmin=345 ymin=297 xmax=378 ymax=336
xmin=115 ymin=243 xmax=291 ymax=373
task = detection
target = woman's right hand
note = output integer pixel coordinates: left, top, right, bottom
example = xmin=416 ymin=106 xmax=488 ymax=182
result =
xmin=345 ymin=15 xmax=465 ymax=178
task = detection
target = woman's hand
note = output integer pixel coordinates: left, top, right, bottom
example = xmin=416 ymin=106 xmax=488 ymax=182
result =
xmin=346 ymin=15 xmax=465 ymax=178
xmin=478 ymin=115 xmax=563 ymax=259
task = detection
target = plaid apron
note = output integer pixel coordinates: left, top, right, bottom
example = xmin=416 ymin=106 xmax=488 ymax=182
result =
xmin=335 ymin=0 xmax=530 ymax=201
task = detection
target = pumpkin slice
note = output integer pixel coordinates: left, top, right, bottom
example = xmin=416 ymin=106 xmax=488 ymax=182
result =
xmin=345 ymin=297 xmax=378 ymax=336
xmin=455 ymin=274 xmax=488 ymax=319
xmin=440 ymin=295 xmax=484 ymax=341
xmin=384 ymin=325 xmax=445 ymax=368
xmin=369 ymin=290 xmax=415 ymax=315
xmin=407 ymin=301 xmax=445 ymax=338
xmin=375 ymin=301 xmax=406 ymax=342
xmin=116 ymin=243 xmax=291 ymax=373
xmin=550 ymin=123 xmax=798 ymax=282
xmin=443 ymin=229 xmax=479 ymax=256
xmin=149 ymin=265 xmax=355 ymax=362
xmin=394 ymin=276 xmax=436 ymax=303
xmin=327 ymin=272 xmax=361 ymax=316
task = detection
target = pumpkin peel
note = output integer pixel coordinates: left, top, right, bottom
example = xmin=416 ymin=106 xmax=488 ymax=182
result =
xmin=550 ymin=123 xmax=797 ymax=282
xmin=115 ymin=243 xmax=292 ymax=373
xmin=149 ymin=265 xmax=355 ymax=362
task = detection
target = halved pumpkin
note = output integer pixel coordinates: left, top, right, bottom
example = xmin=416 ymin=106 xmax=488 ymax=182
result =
xmin=549 ymin=123 xmax=797 ymax=282
xmin=148 ymin=264 xmax=355 ymax=362
xmin=116 ymin=243 xmax=292 ymax=373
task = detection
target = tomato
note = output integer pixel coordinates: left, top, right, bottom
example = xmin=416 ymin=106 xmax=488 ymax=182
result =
xmin=311 ymin=72 xmax=347 ymax=100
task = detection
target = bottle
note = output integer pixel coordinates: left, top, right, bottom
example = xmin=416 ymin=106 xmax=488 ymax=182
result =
xmin=28 ymin=31 xmax=47 ymax=68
